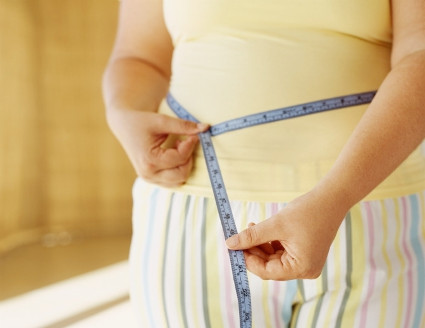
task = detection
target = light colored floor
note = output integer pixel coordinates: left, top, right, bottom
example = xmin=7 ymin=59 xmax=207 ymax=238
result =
xmin=0 ymin=261 xmax=137 ymax=328
xmin=0 ymin=235 xmax=137 ymax=328
xmin=0 ymin=235 xmax=132 ymax=301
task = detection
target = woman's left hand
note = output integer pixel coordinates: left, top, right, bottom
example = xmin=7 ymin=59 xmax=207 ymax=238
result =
xmin=226 ymin=190 xmax=348 ymax=280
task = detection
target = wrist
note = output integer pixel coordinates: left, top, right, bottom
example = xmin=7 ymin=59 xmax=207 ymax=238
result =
xmin=311 ymin=174 xmax=357 ymax=216
xmin=286 ymin=185 xmax=348 ymax=243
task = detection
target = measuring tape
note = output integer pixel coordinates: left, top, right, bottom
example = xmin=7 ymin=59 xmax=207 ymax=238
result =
xmin=166 ymin=90 xmax=376 ymax=327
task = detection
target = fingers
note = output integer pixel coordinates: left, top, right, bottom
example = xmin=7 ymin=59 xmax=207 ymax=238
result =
xmin=226 ymin=194 xmax=332 ymax=281
xmin=226 ymin=220 xmax=300 ymax=280
xmin=139 ymin=133 xmax=200 ymax=184
xmin=142 ymin=115 xmax=209 ymax=176
xmin=245 ymin=246 xmax=270 ymax=260
xmin=244 ymin=252 xmax=293 ymax=281
xmin=244 ymin=253 xmax=283 ymax=280
xmin=140 ymin=154 xmax=194 ymax=187
xmin=156 ymin=135 xmax=200 ymax=169
xmin=151 ymin=115 xmax=209 ymax=136
xmin=243 ymin=243 xmax=324 ymax=281
xmin=239 ymin=221 xmax=292 ymax=280
xmin=226 ymin=218 xmax=281 ymax=250
xmin=245 ymin=222 xmax=282 ymax=255
xmin=109 ymin=109 xmax=209 ymax=187
xmin=271 ymin=240 xmax=284 ymax=252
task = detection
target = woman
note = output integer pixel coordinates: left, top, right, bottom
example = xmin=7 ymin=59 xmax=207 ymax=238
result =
xmin=102 ymin=0 xmax=425 ymax=326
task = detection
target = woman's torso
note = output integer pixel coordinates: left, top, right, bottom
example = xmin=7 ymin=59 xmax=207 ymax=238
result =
xmin=158 ymin=0 xmax=425 ymax=201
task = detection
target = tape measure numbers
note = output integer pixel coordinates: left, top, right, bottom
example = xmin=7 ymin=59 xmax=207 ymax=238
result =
xmin=167 ymin=91 xmax=376 ymax=328
xmin=209 ymin=91 xmax=376 ymax=136
xmin=167 ymin=93 xmax=252 ymax=326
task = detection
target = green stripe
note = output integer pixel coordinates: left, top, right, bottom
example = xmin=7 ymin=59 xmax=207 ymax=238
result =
xmin=311 ymin=261 xmax=328 ymax=327
xmin=179 ymin=197 xmax=191 ymax=328
xmin=201 ymin=198 xmax=212 ymax=328
xmin=291 ymin=280 xmax=305 ymax=327
xmin=161 ymin=193 xmax=175 ymax=328
xmin=297 ymin=279 xmax=306 ymax=302
xmin=335 ymin=212 xmax=353 ymax=328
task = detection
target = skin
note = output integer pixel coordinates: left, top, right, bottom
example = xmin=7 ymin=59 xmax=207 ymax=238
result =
xmin=102 ymin=0 xmax=209 ymax=187
xmin=103 ymin=0 xmax=425 ymax=280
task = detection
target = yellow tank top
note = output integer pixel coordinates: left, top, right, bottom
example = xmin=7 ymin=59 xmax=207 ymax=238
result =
xmin=158 ymin=0 xmax=425 ymax=202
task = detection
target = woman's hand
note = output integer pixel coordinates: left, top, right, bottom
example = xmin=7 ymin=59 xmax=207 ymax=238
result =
xmin=107 ymin=108 xmax=209 ymax=187
xmin=226 ymin=190 xmax=348 ymax=280
xmin=225 ymin=0 xmax=425 ymax=282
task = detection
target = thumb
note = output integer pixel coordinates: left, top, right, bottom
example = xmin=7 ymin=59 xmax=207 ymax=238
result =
xmin=155 ymin=115 xmax=209 ymax=135
xmin=226 ymin=218 xmax=280 ymax=250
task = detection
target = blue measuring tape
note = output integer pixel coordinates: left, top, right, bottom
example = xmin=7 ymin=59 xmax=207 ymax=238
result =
xmin=167 ymin=91 xmax=376 ymax=328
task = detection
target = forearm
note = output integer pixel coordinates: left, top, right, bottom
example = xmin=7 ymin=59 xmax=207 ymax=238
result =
xmin=101 ymin=56 xmax=206 ymax=186
xmin=316 ymin=50 xmax=425 ymax=211
xmin=102 ymin=56 xmax=170 ymax=113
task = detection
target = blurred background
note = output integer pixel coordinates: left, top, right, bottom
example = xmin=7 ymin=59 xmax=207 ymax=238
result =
xmin=0 ymin=0 xmax=137 ymax=326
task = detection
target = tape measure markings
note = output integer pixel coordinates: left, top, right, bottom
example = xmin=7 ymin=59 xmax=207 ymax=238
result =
xmin=199 ymin=131 xmax=252 ymax=326
xmin=167 ymin=93 xmax=252 ymax=327
xmin=210 ymin=91 xmax=376 ymax=136
xmin=166 ymin=94 xmax=200 ymax=123
xmin=166 ymin=90 xmax=376 ymax=328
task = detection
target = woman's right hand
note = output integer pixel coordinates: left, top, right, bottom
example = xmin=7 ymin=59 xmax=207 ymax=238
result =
xmin=107 ymin=108 xmax=209 ymax=187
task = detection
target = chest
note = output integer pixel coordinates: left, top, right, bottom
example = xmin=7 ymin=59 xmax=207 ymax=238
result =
xmin=163 ymin=0 xmax=392 ymax=44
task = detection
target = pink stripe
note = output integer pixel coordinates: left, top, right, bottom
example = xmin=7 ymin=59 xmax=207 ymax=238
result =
xmin=271 ymin=203 xmax=278 ymax=216
xmin=401 ymin=197 xmax=413 ymax=328
xmin=270 ymin=203 xmax=282 ymax=327
xmin=223 ymin=241 xmax=236 ymax=328
xmin=273 ymin=280 xmax=281 ymax=327
xmin=359 ymin=202 xmax=377 ymax=327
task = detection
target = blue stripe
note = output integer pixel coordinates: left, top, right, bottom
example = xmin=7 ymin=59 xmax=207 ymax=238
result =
xmin=335 ymin=212 xmax=353 ymax=328
xmin=409 ymin=194 xmax=425 ymax=328
xmin=179 ymin=198 xmax=190 ymax=328
xmin=142 ymin=188 xmax=159 ymax=327
xmin=160 ymin=193 xmax=174 ymax=328
xmin=311 ymin=262 xmax=328 ymax=328
xmin=282 ymin=279 xmax=297 ymax=325
xmin=201 ymin=198 xmax=212 ymax=328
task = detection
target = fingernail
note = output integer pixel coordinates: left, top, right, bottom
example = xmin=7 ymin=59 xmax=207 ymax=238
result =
xmin=226 ymin=235 xmax=239 ymax=248
xmin=197 ymin=123 xmax=209 ymax=131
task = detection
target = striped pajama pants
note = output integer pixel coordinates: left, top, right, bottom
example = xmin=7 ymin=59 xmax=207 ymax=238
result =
xmin=129 ymin=178 xmax=425 ymax=328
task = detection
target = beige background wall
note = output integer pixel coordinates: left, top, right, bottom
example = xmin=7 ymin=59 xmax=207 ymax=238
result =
xmin=0 ymin=0 xmax=135 ymax=254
